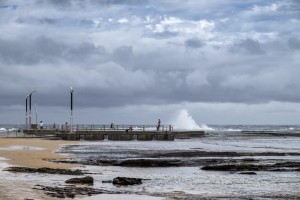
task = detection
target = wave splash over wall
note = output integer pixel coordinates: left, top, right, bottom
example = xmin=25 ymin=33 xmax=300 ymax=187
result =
xmin=171 ymin=109 xmax=213 ymax=130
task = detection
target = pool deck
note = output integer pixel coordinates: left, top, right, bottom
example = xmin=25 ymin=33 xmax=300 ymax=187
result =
xmin=23 ymin=129 xmax=205 ymax=141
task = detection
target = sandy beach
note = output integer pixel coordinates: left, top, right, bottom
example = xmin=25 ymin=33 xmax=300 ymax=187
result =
xmin=0 ymin=138 xmax=163 ymax=200
xmin=0 ymin=138 xmax=80 ymax=200
xmin=0 ymin=138 xmax=79 ymax=168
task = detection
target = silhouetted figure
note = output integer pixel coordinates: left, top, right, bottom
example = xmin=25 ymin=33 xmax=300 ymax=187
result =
xmin=65 ymin=122 xmax=68 ymax=132
xmin=110 ymin=123 xmax=114 ymax=129
xmin=157 ymin=119 xmax=161 ymax=131
xmin=40 ymin=121 xmax=43 ymax=129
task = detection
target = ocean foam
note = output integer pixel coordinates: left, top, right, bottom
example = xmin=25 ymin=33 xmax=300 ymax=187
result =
xmin=171 ymin=109 xmax=214 ymax=131
xmin=0 ymin=127 xmax=7 ymax=132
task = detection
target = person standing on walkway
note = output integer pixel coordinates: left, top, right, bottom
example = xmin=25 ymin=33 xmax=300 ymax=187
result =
xmin=40 ymin=121 xmax=43 ymax=129
xmin=157 ymin=119 xmax=161 ymax=131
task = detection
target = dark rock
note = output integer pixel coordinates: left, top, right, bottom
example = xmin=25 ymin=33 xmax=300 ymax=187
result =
xmin=201 ymin=162 xmax=300 ymax=172
xmin=102 ymin=180 xmax=113 ymax=183
xmin=119 ymin=159 xmax=181 ymax=167
xmin=65 ymin=176 xmax=94 ymax=185
xmin=5 ymin=167 xmax=84 ymax=175
xmin=113 ymin=177 xmax=142 ymax=185
xmin=242 ymin=158 xmax=256 ymax=162
xmin=274 ymin=161 xmax=300 ymax=168
xmin=66 ymin=192 xmax=75 ymax=198
xmin=238 ymin=171 xmax=257 ymax=175
xmin=34 ymin=185 xmax=105 ymax=198
xmin=202 ymin=164 xmax=261 ymax=171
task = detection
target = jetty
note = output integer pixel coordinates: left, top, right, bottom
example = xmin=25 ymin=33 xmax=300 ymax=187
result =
xmin=18 ymin=88 xmax=205 ymax=141
xmin=21 ymin=124 xmax=205 ymax=141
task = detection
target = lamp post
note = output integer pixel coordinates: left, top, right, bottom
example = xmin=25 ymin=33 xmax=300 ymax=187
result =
xmin=25 ymin=96 xmax=28 ymax=128
xmin=28 ymin=90 xmax=36 ymax=129
xmin=35 ymin=101 xmax=38 ymax=125
xmin=70 ymin=87 xmax=74 ymax=133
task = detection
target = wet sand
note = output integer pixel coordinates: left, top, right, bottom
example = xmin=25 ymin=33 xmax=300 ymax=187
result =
xmin=0 ymin=138 xmax=80 ymax=200
xmin=0 ymin=138 xmax=80 ymax=168
xmin=0 ymin=138 xmax=164 ymax=200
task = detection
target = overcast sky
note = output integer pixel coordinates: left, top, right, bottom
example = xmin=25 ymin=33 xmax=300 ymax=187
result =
xmin=1 ymin=0 xmax=300 ymax=125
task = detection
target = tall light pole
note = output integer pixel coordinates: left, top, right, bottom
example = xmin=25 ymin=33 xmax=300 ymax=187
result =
xmin=35 ymin=101 xmax=38 ymax=125
xmin=70 ymin=87 xmax=74 ymax=133
xmin=28 ymin=90 xmax=36 ymax=129
xmin=25 ymin=96 xmax=28 ymax=127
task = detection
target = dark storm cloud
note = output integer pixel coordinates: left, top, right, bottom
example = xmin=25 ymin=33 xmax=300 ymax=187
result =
xmin=0 ymin=36 xmax=65 ymax=65
xmin=0 ymin=36 xmax=62 ymax=65
xmin=1 ymin=0 xmax=300 ymax=120
xmin=0 ymin=36 xmax=108 ymax=65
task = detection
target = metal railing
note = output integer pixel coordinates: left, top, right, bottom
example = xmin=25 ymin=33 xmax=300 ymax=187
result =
xmin=17 ymin=123 xmax=174 ymax=132
xmin=73 ymin=124 xmax=173 ymax=132
xmin=0 ymin=124 xmax=174 ymax=137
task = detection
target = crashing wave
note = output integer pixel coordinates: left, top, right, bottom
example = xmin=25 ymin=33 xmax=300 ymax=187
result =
xmin=171 ymin=109 xmax=214 ymax=131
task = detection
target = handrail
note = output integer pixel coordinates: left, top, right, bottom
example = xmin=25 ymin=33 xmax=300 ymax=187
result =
xmin=18 ymin=123 xmax=174 ymax=132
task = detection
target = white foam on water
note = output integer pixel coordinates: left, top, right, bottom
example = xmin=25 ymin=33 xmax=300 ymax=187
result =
xmin=0 ymin=127 xmax=7 ymax=132
xmin=171 ymin=109 xmax=214 ymax=131
xmin=199 ymin=124 xmax=215 ymax=131
xmin=222 ymin=128 xmax=242 ymax=132
xmin=145 ymin=127 xmax=157 ymax=131
xmin=0 ymin=157 xmax=11 ymax=171
xmin=81 ymin=194 xmax=164 ymax=200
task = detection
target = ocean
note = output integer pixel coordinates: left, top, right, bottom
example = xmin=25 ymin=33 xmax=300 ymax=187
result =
xmin=1 ymin=124 xmax=300 ymax=199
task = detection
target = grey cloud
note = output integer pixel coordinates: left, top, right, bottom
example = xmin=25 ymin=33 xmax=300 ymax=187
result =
xmin=1 ymin=0 xmax=300 ymax=125
xmin=145 ymin=31 xmax=179 ymax=39
xmin=15 ymin=16 xmax=94 ymax=29
xmin=113 ymin=46 xmax=134 ymax=68
xmin=65 ymin=42 xmax=108 ymax=64
xmin=230 ymin=38 xmax=265 ymax=55
xmin=289 ymin=0 xmax=300 ymax=11
xmin=0 ymin=36 xmax=65 ymax=65
xmin=38 ymin=0 xmax=72 ymax=8
xmin=94 ymin=0 xmax=148 ymax=6
xmin=15 ymin=17 xmax=60 ymax=26
xmin=39 ymin=0 xmax=148 ymax=8
xmin=0 ymin=4 xmax=18 ymax=10
xmin=288 ymin=37 xmax=300 ymax=50
xmin=0 ymin=36 xmax=108 ymax=65
xmin=185 ymin=38 xmax=205 ymax=49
